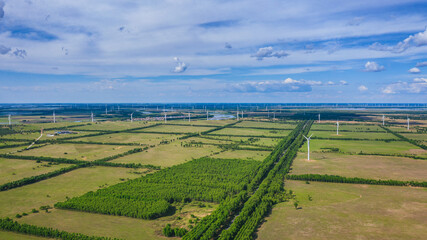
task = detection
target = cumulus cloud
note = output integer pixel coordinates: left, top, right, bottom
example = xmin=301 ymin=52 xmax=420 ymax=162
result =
xmin=0 ymin=0 xmax=5 ymax=19
xmin=173 ymin=57 xmax=187 ymax=73
xmin=13 ymin=49 xmax=27 ymax=58
xmin=408 ymin=67 xmax=420 ymax=74
xmin=225 ymin=42 xmax=232 ymax=49
xmin=370 ymin=28 xmax=427 ymax=53
xmin=358 ymin=85 xmax=368 ymax=91
xmin=382 ymin=78 xmax=427 ymax=94
xmin=339 ymin=80 xmax=348 ymax=85
xmin=364 ymin=61 xmax=384 ymax=72
xmin=415 ymin=61 xmax=427 ymax=67
xmin=251 ymin=46 xmax=289 ymax=61
xmin=0 ymin=44 xmax=11 ymax=54
xmin=229 ymin=78 xmax=321 ymax=93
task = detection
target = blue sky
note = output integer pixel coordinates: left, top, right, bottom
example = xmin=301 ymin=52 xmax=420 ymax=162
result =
xmin=0 ymin=0 xmax=426 ymax=103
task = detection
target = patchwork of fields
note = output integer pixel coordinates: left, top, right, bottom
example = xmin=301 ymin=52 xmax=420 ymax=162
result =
xmin=0 ymin=117 xmax=426 ymax=239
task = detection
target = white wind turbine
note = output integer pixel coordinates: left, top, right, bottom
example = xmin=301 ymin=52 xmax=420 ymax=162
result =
xmin=53 ymin=111 xmax=56 ymax=123
xmin=206 ymin=111 xmax=209 ymax=120
xmin=382 ymin=114 xmax=385 ymax=126
xmin=164 ymin=112 xmax=167 ymax=123
xmin=131 ymin=112 xmax=134 ymax=123
xmin=318 ymin=114 xmax=320 ymax=123
xmin=303 ymin=134 xmax=313 ymax=161
xmin=236 ymin=111 xmax=239 ymax=121
xmin=91 ymin=112 xmax=94 ymax=123
xmin=8 ymin=114 xmax=11 ymax=125
xmin=188 ymin=113 xmax=191 ymax=122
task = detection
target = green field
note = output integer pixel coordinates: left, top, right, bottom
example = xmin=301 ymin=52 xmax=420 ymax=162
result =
xmin=291 ymin=152 xmax=427 ymax=181
xmin=74 ymin=132 xmax=184 ymax=145
xmin=68 ymin=121 xmax=154 ymax=131
xmin=257 ymin=180 xmax=427 ymax=240
xmin=111 ymin=140 xmax=221 ymax=167
xmin=300 ymin=139 xmax=426 ymax=156
xmin=0 ymin=231 xmax=51 ymax=240
xmin=0 ymin=166 xmax=144 ymax=218
xmin=308 ymin=130 xmax=398 ymax=140
xmin=0 ymin=158 xmax=72 ymax=185
xmin=15 ymin=143 xmax=136 ymax=161
xmin=213 ymin=149 xmax=270 ymax=161
xmin=311 ymin=123 xmax=386 ymax=132
xmin=234 ymin=121 xmax=296 ymax=129
xmin=211 ymin=127 xmax=290 ymax=137
xmin=137 ymin=124 xmax=214 ymax=133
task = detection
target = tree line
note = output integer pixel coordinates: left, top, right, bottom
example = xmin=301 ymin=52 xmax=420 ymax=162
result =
xmin=286 ymin=174 xmax=427 ymax=187
xmin=380 ymin=125 xmax=427 ymax=150
xmin=0 ymin=218 xmax=119 ymax=240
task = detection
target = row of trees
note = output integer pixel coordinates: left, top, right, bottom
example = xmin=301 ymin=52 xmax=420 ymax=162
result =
xmin=0 ymin=218 xmax=118 ymax=240
xmin=286 ymin=174 xmax=427 ymax=187
xmin=55 ymin=157 xmax=260 ymax=220
xmin=0 ymin=164 xmax=85 ymax=191
xmin=217 ymin=121 xmax=312 ymax=240
xmin=183 ymin=121 xmax=312 ymax=240
xmin=381 ymin=126 xmax=427 ymax=150
xmin=179 ymin=121 xmax=242 ymax=140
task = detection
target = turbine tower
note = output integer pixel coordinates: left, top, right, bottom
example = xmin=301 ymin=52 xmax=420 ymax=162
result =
xmin=164 ymin=112 xmax=167 ymax=123
xmin=8 ymin=115 xmax=11 ymax=125
xmin=303 ymin=134 xmax=313 ymax=161
xmin=407 ymin=115 xmax=410 ymax=130
xmin=131 ymin=112 xmax=134 ymax=123
xmin=318 ymin=114 xmax=320 ymax=123
xmin=236 ymin=111 xmax=239 ymax=121
xmin=206 ymin=111 xmax=209 ymax=120
xmin=382 ymin=114 xmax=385 ymax=126
xmin=105 ymin=106 xmax=108 ymax=115
xmin=188 ymin=113 xmax=191 ymax=122
xmin=336 ymin=120 xmax=339 ymax=135
xmin=91 ymin=112 xmax=94 ymax=123
xmin=53 ymin=111 xmax=56 ymax=123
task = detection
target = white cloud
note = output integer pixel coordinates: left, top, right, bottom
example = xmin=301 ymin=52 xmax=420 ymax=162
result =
xmin=0 ymin=44 xmax=11 ymax=54
xmin=173 ymin=57 xmax=188 ymax=73
xmin=230 ymin=78 xmax=321 ymax=93
xmin=251 ymin=46 xmax=289 ymax=60
xmin=364 ymin=61 xmax=384 ymax=72
xmin=358 ymin=85 xmax=368 ymax=91
xmin=415 ymin=61 xmax=427 ymax=67
xmin=0 ymin=0 xmax=5 ymax=19
xmin=408 ymin=67 xmax=420 ymax=73
xmin=339 ymin=80 xmax=348 ymax=85
xmin=382 ymin=79 xmax=427 ymax=94
xmin=370 ymin=28 xmax=427 ymax=53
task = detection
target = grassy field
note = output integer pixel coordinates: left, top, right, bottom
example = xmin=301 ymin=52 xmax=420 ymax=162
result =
xmin=257 ymin=180 xmax=427 ymax=240
xmin=199 ymin=135 xmax=281 ymax=146
xmin=0 ymin=231 xmax=51 ymax=240
xmin=311 ymin=123 xmax=386 ymax=132
xmin=1 ymin=130 xmax=101 ymax=141
xmin=211 ymin=127 xmax=290 ymax=137
xmin=308 ymin=130 xmax=398 ymax=140
xmin=168 ymin=119 xmax=234 ymax=126
xmin=213 ymin=149 xmax=270 ymax=161
xmin=68 ymin=121 xmax=154 ymax=131
xmin=74 ymin=132 xmax=184 ymax=145
xmin=15 ymin=143 xmax=136 ymax=161
xmin=111 ymin=140 xmax=221 ymax=167
xmin=300 ymin=139 xmax=426 ymax=156
xmin=0 ymin=158 xmax=72 ymax=185
xmin=0 ymin=166 xmax=144 ymax=218
xmin=291 ymin=152 xmax=427 ymax=181
xmin=18 ymin=201 xmax=219 ymax=240
xmin=137 ymin=124 xmax=214 ymax=133
xmin=234 ymin=121 xmax=296 ymax=129
xmin=402 ymin=133 xmax=427 ymax=145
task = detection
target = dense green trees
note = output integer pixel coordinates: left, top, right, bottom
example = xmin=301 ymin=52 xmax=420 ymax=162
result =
xmin=381 ymin=126 xmax=427 ymax=150
xmin=55 ymin=158 xmax=260 ymax=219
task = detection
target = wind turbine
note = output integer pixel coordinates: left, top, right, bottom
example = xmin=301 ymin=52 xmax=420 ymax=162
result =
xmin=382 ymin=114 xmax=385 ymax=126
xmin=303 ymin=134 xmax=313 ymax=161
xmin=188 ymin=113 xmax=191 ymax=122
xmin=336 ymin=120 xmax=339 ymax=135
xmin=53 ymin=111 xmax=56 ymax=123
xmin=164 ymin=112 xmax=167 ymax=123
xmin=8 ymin=115 xmax=11 ymax=125
xmin=236 ymin=111 xmax=239 ymax=121
xmin=206 ymin=111 xmax=209 ymax=120
xmin=318 ymin=114 xmax=320 ymax=123
xmin=105 ymin=106 xmax=108 ymax=115
xmin=131 ymin=112 xmax=134 ymax=123
xmin=91 ymin=112 xmax=94 ymax=123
